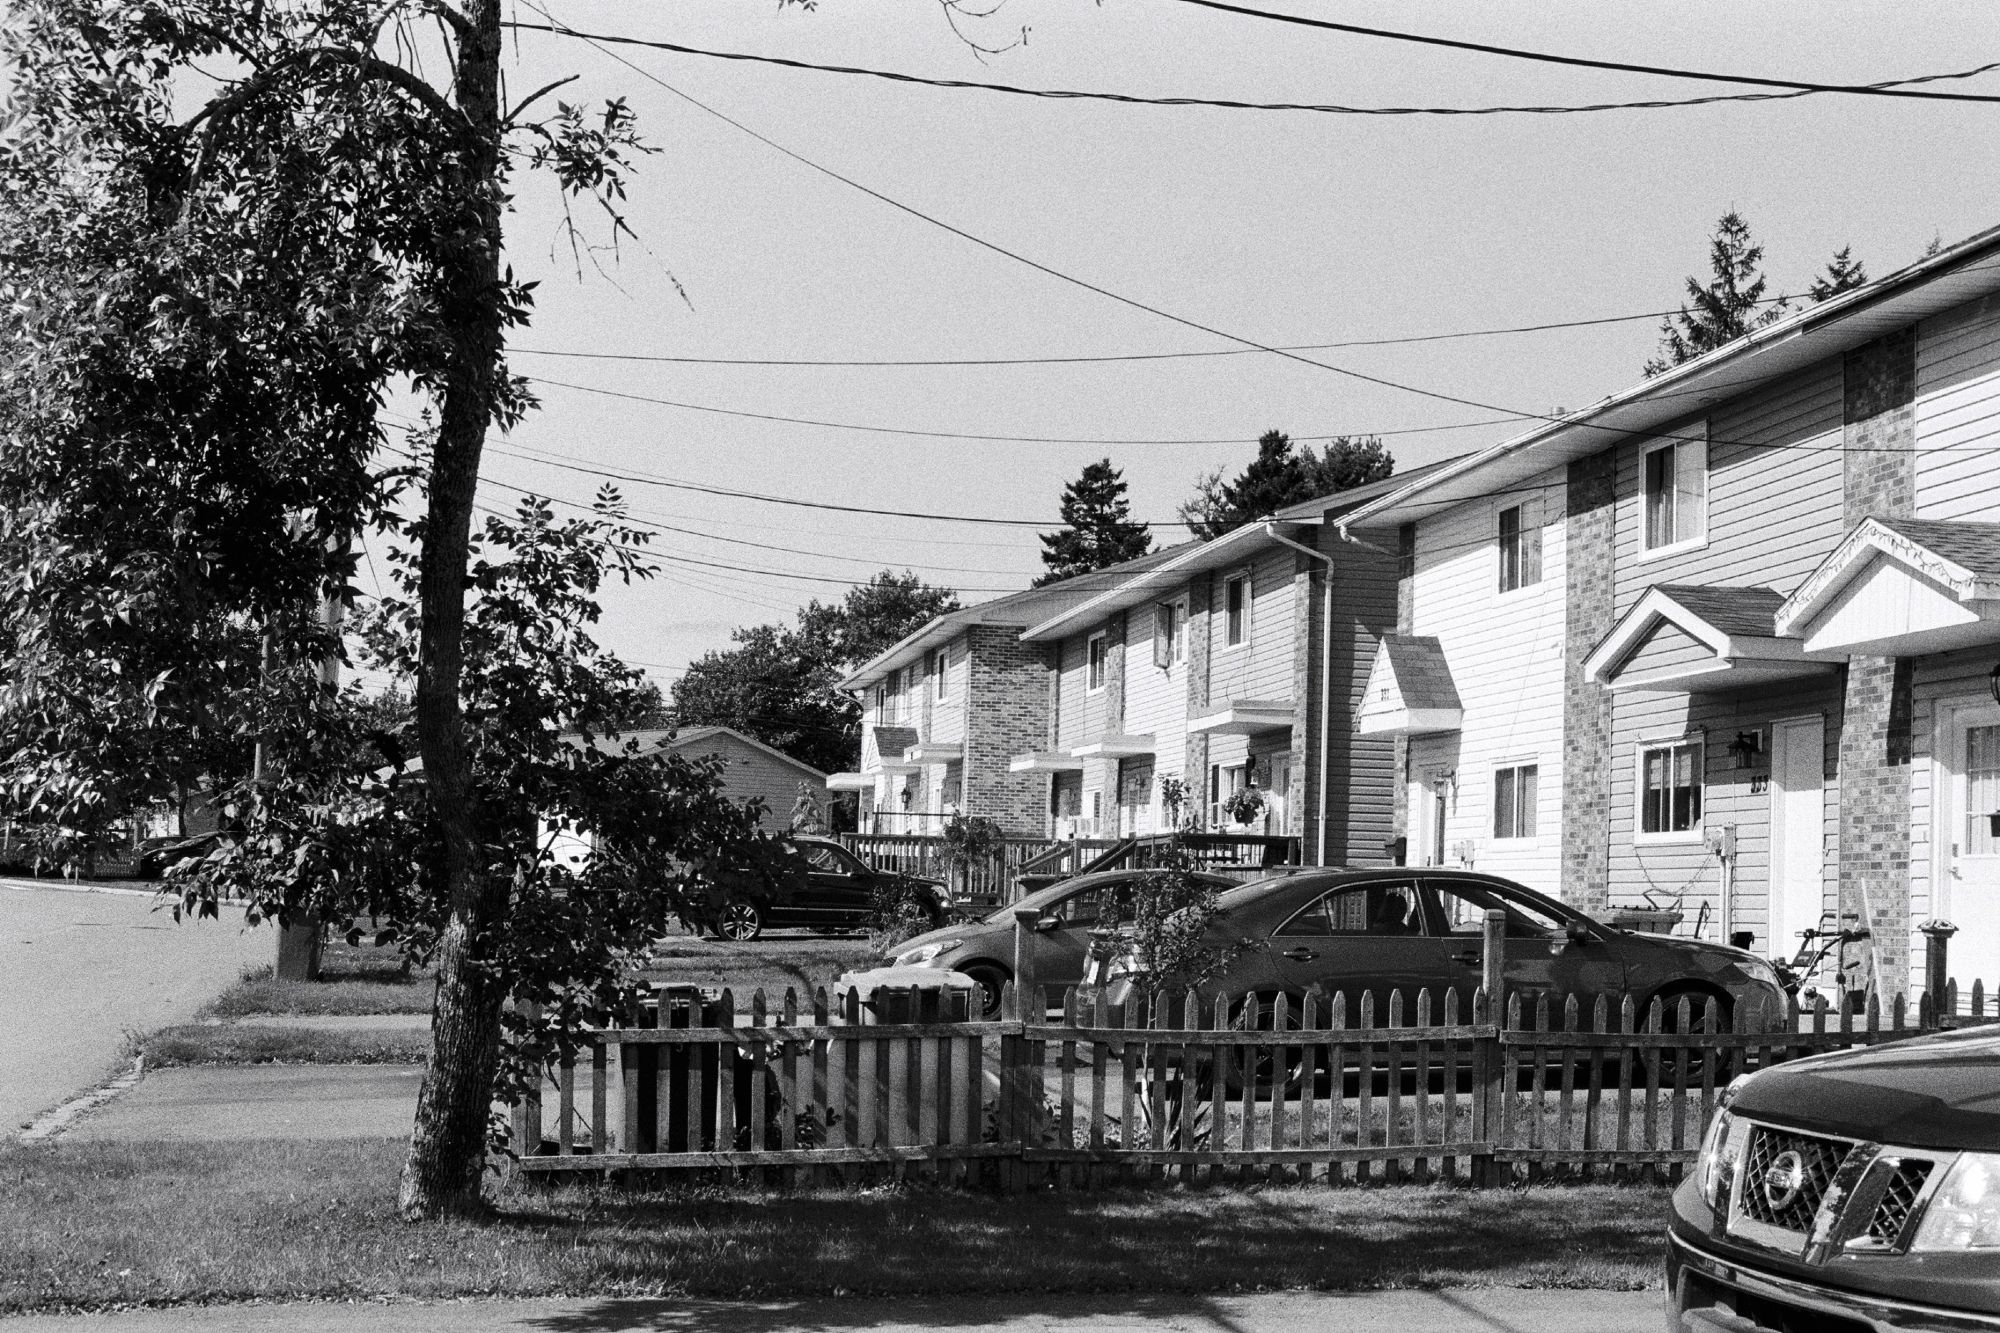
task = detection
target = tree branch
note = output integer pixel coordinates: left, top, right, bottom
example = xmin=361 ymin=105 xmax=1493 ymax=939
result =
xmin=505 ymin=74 xmax=578 ymax=126
xmin=180 ymin=46 xmax=469 ymax=144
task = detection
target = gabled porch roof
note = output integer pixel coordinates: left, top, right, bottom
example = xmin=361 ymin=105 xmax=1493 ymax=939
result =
xmin=1776 ymin=517 xmax=2000 ymax=656
xmin=1355 ymin=635 xmax=1463 ymax=737
xmin=860 ymin=724 xmax=920 ymax=774
xmin=1583 ymin=584 xmax=1832 ymax=693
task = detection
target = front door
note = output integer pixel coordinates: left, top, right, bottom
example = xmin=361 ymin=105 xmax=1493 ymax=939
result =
xmin=1943 ymin=704 xmax=2000 ymax=993
xmin=1768 ymin=717 xmax=1826 ymax=963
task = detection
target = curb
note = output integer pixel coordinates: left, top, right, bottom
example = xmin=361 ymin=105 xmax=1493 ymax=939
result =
xmin=0 ymin=876 xmax=164 ymax=900
xmin=16 ymin=1057 xmax=147 ymax=1144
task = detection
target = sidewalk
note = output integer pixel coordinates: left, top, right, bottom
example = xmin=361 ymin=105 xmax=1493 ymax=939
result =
xmin=59 ymin=1065 xmax=422 ymax=1142
xmin=0 ymin=1289 xmax=1664 ymax=1332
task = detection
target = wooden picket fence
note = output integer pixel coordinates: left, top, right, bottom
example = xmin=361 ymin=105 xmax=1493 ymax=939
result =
xmin=513 ymin=978 xmax=1957 ymax=1189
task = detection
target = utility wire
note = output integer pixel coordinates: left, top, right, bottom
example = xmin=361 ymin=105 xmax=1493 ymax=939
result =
xmin=1164 ymin=0 xmax=2000 ymax=104
xmin=506 ymin=19 xmax=2000 ymax=114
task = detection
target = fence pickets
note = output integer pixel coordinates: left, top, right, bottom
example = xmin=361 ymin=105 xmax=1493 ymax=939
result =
xmin=516 ymin=981 xmax=1950 ymax=1188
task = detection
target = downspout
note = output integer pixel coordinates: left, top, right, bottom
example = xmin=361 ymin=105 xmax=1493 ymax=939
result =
xmin=1260 ymin=523 xmax=1334 ymax=866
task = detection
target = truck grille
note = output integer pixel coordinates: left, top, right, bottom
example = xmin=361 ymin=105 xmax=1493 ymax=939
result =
xmin=1862 ymin=1159 xmax=1934 ymax=1249
xmin=1738 ymin=1126 xmax=1849 ymax=1234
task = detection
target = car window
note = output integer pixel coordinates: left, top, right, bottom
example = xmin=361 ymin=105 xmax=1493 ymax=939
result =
xmin=1425 ymin=879 xmax=1567 ymax=938
xmin=800 ymin=844 xmax=858 ymax=875
xmin=1275 ymin=881 xmax=1422 ymax=937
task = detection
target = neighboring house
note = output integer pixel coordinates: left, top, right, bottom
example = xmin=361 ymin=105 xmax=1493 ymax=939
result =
xmin=569 ymin=724 xmax=827 ymax=828
xmin=1014 ymin=467 xmax=1434 ymax=865
xmin=1339 ymin=223 xmax=2000 ymax=1000
xmin=832 ymin=560 xmax=1178 ymax=835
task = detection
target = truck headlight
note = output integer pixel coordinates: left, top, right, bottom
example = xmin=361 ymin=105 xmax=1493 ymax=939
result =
xmin=893 ymin=939 xmax=961 ymax=966
xmin=1911 ymin=1153 xmax=2000 ymax=1251
xmin=1696 ymin=1076 xmax=1754 ymax=1210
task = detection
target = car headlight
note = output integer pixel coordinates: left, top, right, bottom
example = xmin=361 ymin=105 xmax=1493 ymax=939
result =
xmin=893 ymin=939 xmax=961 ymax=967
xmin=1911 ymin=1153 xmax=2000 ymax=1251
xmin=1696 ymin=1075 xmax=1754 ymax=1210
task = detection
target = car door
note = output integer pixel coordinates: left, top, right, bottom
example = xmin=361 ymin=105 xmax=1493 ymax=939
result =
xmin=796 ymin=843 xmax=872 ymax=928
xmin=1026 ymin=877 xmax=1124 ymax=997
xmin=1421 ymin=875 xmax=1629 ymax=1016
xmin=1255 ymin=876 xmax=1463 ymax=1024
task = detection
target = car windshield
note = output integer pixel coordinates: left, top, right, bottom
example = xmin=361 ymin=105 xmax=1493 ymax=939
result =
xmin=980 ymin=877 xmax=1121 ymax=926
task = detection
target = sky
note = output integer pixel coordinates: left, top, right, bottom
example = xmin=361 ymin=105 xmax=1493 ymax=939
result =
xmin=365 ymin=0 xmax=2000 ymax=697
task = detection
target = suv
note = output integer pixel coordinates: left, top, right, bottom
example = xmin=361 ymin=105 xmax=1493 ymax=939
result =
xmin=1670 ymin=1025 xmax=2000 ymax=1330
xmin=708 ymin=835 xmax=950 ymax=942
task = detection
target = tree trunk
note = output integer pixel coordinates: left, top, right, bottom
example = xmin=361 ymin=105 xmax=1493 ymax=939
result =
xmin=397 ymin=0 xmax=508 ymax=1222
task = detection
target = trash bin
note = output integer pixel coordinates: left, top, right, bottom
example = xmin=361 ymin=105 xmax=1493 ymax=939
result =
xmin=1605 ymin=907 xmax=1684 ymax=935
xmin=837 ymin=965 xmax=977 ymax=1024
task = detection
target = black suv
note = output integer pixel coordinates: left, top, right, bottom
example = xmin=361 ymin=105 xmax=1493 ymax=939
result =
xmin=1670 ymin=1026 xmax=2000 ymax=1330
xmin=709 ymin=835 xmax=950 ymax=942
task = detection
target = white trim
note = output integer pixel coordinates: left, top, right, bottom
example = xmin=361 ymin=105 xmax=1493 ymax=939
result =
xmin=1633 ymin=736 xmax=1707 ymax=846
xmin=1635 ymin=431 xmax=1710 ymax=562
xmin=1069 ymin=734 xmax=1158 ymax=760
xmin=1490 ymin=759 xmax=1543 ymax=843
xmin=1009 ymin=751 xmax=1084 ymax=774
xmin=1085 ymin=632 xmax=1109 ymax=693
xmin=1220 ymin=567 xmax=1252 ymax=651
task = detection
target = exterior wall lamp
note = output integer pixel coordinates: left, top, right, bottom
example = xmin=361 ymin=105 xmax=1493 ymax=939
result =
xmin=1727 ymin=730 xmax=1765 ymax=770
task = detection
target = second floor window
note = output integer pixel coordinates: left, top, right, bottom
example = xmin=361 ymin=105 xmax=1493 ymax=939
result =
xmin=1152 ymin=599 xmax=1187 ymax=668
xmin=930 ymin=648 xmax=948 ymax=701
xmin=1497 ymin=503 xmax=1541 ymax=592
xmin=1641 ymin=739 xmax=1704 ymax=836
xmin=1224 ymin=573 xmax=1249 ymax=647
xmin=1086 ymin=634 xmax=1108 ymax=691
xmin=1493 ymin=763 xmax=1538 ymax=839
xmin=1643 ymin=433 xmax=1708 ymax=552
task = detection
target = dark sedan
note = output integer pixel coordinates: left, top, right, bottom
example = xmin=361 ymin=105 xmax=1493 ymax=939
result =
xmin=1670 ymin=1028 xmax=2000 ymax=1330
xmin=709 ymin=836 xmax=950 ymax=942
xmin=1192 ymin=867 xmax=1787 ymax=1030
xmin=888 ymin=868 xmax=1241 ymax=1017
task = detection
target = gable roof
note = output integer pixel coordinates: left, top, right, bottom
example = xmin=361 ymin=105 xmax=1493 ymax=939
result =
xmin=1354 ymin=634 xmax=1464 ymax=737
xmin=1337 ymin=223 xmax=2000 ymax=531
xmin=1582 ymin=584 xmax=1827 ymax=693
xmin=1776 ymin=516 xmax=2000 ymax=655
xmin=567 ymin=724 xmax=827 ymax=781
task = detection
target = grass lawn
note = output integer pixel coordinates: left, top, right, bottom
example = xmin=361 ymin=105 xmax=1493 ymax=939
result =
xmin=140 ymin=1026 xmax=430 ymax=1068
xmin=0 ymin=1137 xmax=1668 ymax=1314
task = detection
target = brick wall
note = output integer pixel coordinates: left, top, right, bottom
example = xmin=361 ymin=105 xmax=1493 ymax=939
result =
xmin=963 ymin=625 xmax=1053 ymax=835
xmin=1562 ymin=452 xmax=1617 ymax=914
xmin=1838 ymin=328 xmax=1918 ymax=994
xmin=1105 ymin=612 xmax=1127 ymax=734
xmin=1183 ymin=577 xmax=1213 ymax=823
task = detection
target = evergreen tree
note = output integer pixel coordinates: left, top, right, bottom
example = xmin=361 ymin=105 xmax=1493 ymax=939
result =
xmin=1644 ymin=211 xmax=1789 ymax=376
xmin=1180 ymin=431 xmax=1392 ymax=539
xmin=1035 ymin=459 xmax=1153 ymax=585
xmin=1808 ymin=245 xmax=1868 ymax=303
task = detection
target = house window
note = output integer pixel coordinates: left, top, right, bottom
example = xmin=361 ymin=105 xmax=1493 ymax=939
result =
xmin=872 ymin=685 xmax=886 ymax=720
xmin=1497 ymin=503 xmax=1541 ymax=593
xmin=931 ymin=648 xmax=948 ymax=701
xmin=1642 ymin=433 xmax=1708 ymax=552
xmin=1152 ymin=599 xmax=1187 ymax=668
xmin=1087 ymin=633 xmax=1108 ymax=691
xmin=1493 ymin=763 xmax=1538 ymax=840
xmin=1207 ymin=763 xmax=1247 ymax=828
xmin=1224 ymin=573 xmax=1249 ymax=647
xmin=1640 ymin=739 xmax=1704 ymax=836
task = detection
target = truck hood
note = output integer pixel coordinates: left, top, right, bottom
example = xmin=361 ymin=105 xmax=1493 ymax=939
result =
xmin=1732 ymin=1025 xmax=2000 ymax=1151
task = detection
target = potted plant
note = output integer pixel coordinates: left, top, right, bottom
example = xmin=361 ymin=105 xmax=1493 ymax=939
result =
xmin=938 ymin=812 xmax=1003 ymax=902
xmin=1221 ymin=785 xmax=1266 ymax=828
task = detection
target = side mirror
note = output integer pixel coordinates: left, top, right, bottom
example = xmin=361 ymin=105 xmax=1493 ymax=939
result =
xmin=1034 ymin=912 xmax=1063 ymax=933
xmin=1565 ymin=920 xmax=1593 ymax=945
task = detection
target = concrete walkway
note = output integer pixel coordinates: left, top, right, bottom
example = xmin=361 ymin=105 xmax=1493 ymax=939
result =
xmin=59 ymin=1065 xmax=422 ymax=1142
xmin=0 ymin=884 xmax=268 ymax=1133
xmin=0 ymin=1289 xmax=1665 ymax=1332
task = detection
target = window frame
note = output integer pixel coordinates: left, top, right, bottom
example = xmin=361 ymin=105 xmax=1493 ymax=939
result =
xmin=1496 ymin=501 xmax=1542 ymax=594
xmin=1492 ymin=761 xmax=1540 ymax=841
xmin=1636 ymin=736 xmax=1706 ymax=844
xmin=1086 ymin=632 xmax=1108 ymax=693
xmin=931 ymin=647 xmax=949 ymax=701
xmin=1638 ymin=430 xmax=1710 ymax=560
xmin=1222 ymin=570 xmax=1251 ymax=649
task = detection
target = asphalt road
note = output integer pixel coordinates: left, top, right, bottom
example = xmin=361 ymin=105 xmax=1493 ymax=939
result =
xmin=0 ymin=881 xmax=269 ymax=1133
xmin=0 ymin=1290 xmax=1665 ymax=1332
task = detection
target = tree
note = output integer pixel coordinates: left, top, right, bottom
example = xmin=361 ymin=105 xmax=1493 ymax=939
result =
xmin=1808 ymin=245 xmax=1868 ymax=303
xmin=1179 ymin=431 xmax=1393 ymax=539
xmin=673 ymin=571 xmax=957 ymax=774
xmin=1644 ymin=211 xmax=1789 ymax=375
xmin=0 ymin=0 xmax=668 ymax=1218
xmin=1035 ymin=458 xmax=1151 ymax=585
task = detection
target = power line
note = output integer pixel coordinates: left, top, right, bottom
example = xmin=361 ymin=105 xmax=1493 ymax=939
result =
xmin=1164 ymin=0 xmax=2000 ymax=104
xmin=505 ymin=19 xmax=2000 ymax=114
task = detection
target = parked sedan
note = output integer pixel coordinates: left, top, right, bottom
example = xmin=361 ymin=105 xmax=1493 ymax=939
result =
xmin=1670 ymin=1028 xmax=2000 ymax=1330
xmin=709 ymin=836 xmax=950 ymax=942
xmin=888 ymin=868 xmax=1241 ymax=1017
xmin=1195 ymin=867 xmax=1787 ymax=1030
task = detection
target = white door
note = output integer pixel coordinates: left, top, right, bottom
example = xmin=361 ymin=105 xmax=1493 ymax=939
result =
xmin=1767 ymin=718 xmax=1826 ymax=960
xmin=1944 ymin=704 xmax=2000 ymax=991
xmin=1409 ymin=769 xmax=1449 ymax=866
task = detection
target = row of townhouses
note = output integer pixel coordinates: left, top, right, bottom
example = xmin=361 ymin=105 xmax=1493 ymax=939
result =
xmin=832 ymin=225 xmax=2000 ymax=999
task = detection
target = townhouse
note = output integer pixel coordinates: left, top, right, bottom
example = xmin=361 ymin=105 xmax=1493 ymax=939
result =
xmin=1341 ymin=224 xmax=2000 ymax=999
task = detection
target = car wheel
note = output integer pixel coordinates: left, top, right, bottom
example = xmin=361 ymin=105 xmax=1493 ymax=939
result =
xmin=1223 ymin=991 xmax=1307 ymax=1097
xmin=1646 ymin=986 xmax=1732 ymax=1080
xmin=960 ymin=962 xmax=1010 ymax=1019
xmin=715 ymin=898 xmax=764 ymax=942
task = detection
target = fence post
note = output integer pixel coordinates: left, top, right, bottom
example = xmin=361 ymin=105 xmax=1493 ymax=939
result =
xmin=1013 ymin=910 xmax=1041 ymax=1013
xmin=1472 ymin=909 xmax=1507 ymax=1187
xmin=1921 ymin=921 xmax=1957 ymax=1028
xmin=514 ymin=997 xmax=543 ymax=1158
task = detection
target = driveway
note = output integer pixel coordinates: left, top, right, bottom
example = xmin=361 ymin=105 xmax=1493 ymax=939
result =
xmin=0 ymin=881 xmax=269 ymax=1132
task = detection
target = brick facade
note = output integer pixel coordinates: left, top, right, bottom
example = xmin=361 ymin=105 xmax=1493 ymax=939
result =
xmin=1837 ymin=329 xmax=1919 ymax=994
xmin=1561 ymin=452 xmax=1618 ymax=914
xmin=962 ymin=624 xmax=1053 ymax=835
xmin=1183 ymin=577 xmax=1213 ymax=820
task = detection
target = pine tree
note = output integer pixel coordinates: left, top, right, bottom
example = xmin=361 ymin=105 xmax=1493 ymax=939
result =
xmin=1644 ymin=212 xmax=1789 ymax=376
xmin=1179 ymin=431 xmax=1392 ymax=539
xmin=1036 ymin=459 xmax=1153 ymax=585
xmin=1808 ymin=245 xmax=1868 ymax=303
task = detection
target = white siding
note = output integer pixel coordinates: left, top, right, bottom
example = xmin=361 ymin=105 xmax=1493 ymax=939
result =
xmin=1124 ymin=607 xmax=1185 ymax=790
xmin=1409 ymin=467 xmax=1568 ymax=891
xmin=1916 ymin=294 xmax=2000 ymax=521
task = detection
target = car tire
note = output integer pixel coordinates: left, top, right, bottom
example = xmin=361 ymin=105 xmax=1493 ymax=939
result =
xmin=961 ymin=962 xmax=1010 ymax=1020
xmin=1647 ymin=986 xmax=1733 ymax=1080
xmin=1223 ymin=991 xmax=1308 ymax=1097
xmin=715 ymin=898 xmax=764 ymax=942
